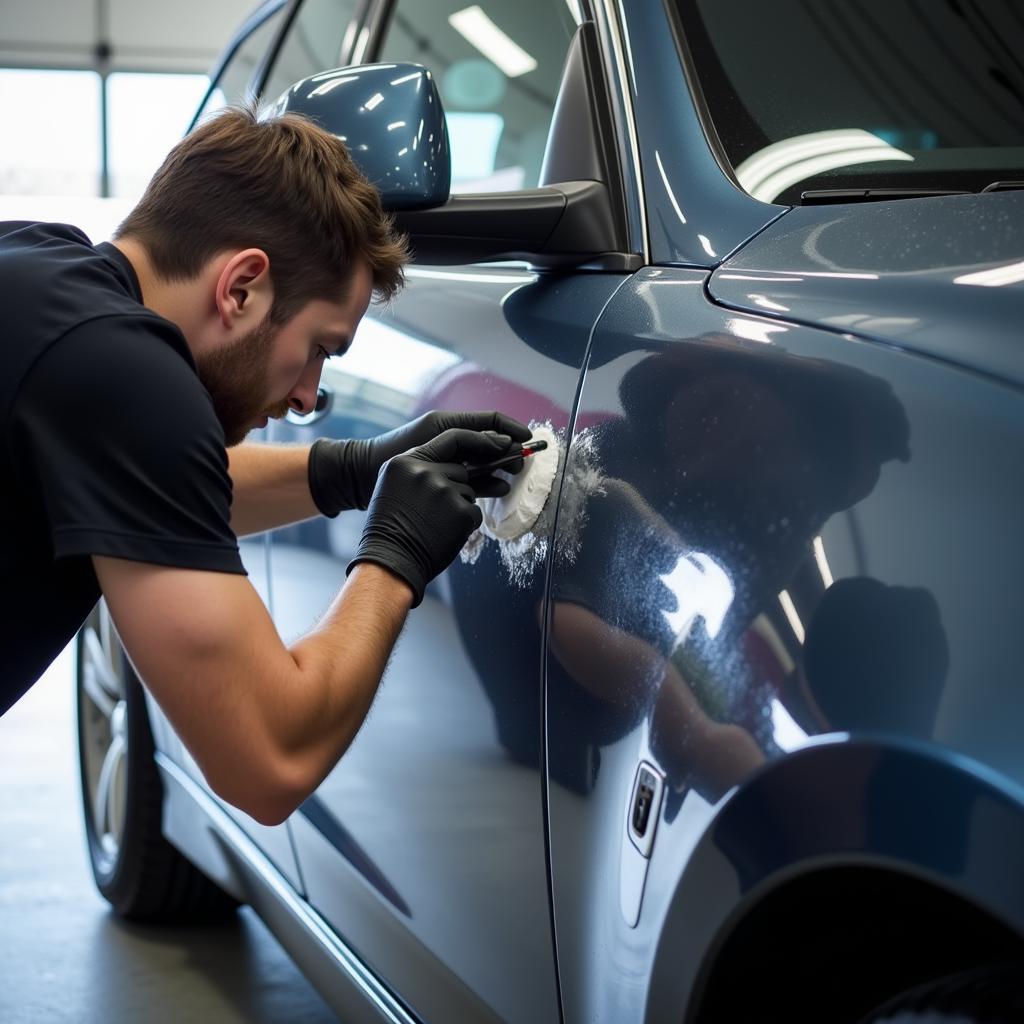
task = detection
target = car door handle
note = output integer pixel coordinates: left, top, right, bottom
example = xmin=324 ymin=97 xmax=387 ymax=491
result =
xmin=285 ymin=386 xmax=333 ymax=427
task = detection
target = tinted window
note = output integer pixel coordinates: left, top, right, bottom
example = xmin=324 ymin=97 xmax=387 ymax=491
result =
xmin=262 ymin=0 xmax=360 ymax=103
xmin=195 ymin=3 xmax=288 ymax=122
xmin=675 ymin=0 xmax=1024 ymax=203
xmin=378 ymin=1 xmax=578 ymax=192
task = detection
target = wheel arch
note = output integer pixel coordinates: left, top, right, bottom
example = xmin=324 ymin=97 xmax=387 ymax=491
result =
xmin=642 ymin=737 xmax=1024 ymax=1022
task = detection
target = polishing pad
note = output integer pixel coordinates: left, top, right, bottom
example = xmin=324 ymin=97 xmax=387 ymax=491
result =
xmin=479 ymin=424 xmax=559 ymax=541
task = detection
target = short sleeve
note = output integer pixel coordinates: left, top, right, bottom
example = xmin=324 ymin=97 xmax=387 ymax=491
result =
xmin=9 ymin=314 xmax=246 ymax=575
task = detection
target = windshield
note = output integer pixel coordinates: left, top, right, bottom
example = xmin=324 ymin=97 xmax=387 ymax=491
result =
xmin=673 ymin=0 xmax=1024 ymax=203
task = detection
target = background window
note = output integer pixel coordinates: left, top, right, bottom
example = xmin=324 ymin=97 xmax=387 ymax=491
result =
xmin=262 ymin=0 xmax=359 ymax=103
xmin=107 ymin=73 xmax=210 ymax=197
xmin=0 ymin=69 xmax=102 ymax=196
xmin=194 ymin=3 xmax=289 ymax=123
xmin=378 ymin=1 xmax=578 ymax=192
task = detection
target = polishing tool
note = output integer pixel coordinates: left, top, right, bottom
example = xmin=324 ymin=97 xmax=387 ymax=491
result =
xmin=467 ymin=438 xmax=548 ymax=480
xmin=478 ymin=424 xmax=561 ymax=542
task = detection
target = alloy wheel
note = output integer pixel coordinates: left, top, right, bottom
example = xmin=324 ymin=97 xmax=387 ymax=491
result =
xmin=78 ymin=602 xmax=129 ymax=875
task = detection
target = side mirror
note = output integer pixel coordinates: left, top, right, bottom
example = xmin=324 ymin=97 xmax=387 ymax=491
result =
xmin=268 ymin=63 xmax=451 ymax=211
xmin=272 ymin=27 xmax=638 ymax=269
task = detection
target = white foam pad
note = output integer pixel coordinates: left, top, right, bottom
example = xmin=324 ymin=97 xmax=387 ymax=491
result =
xmin=479 ymin=424 xmax=559 ymax=541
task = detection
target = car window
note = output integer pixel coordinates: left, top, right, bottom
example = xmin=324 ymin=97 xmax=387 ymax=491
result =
xmin=674 ymin=0 xmax=1024 ymax=204
xmin=262 ymin=0 xmax=361 ymax=104
xmin=194 ymin=4 xmax=288 ymax=123
xmin=377 ymin=1 xmax=579 ymax=193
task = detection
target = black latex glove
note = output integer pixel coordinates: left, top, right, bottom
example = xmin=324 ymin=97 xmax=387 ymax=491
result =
xmin=308 ymin=410 xmax=532 ymax=516
xmin=348 ymin=428 xmax=521 ymax=606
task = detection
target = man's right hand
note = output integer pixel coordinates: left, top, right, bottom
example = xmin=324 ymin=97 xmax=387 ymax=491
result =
xmin=349 ymin=428 xmax=522 ymax=605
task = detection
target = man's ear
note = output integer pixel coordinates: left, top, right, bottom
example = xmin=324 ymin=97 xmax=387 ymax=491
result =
xmin=214 ymin=249 xmax=273 ymax=330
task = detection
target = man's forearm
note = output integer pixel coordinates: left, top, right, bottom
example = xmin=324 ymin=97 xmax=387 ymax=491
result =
xmin=227 ymin=442 xmax=320 ymax=536
xmin=271 ymin=563 xmax=413 ymax=810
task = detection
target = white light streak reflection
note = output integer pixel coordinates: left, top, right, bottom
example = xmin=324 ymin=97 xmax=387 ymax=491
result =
xmin=770 ymin=699 xmax=809 ymax=752
xmin=813 ymin=536 xmax=834 ymax=588
xmin=659 ymin=553 xmax=734 ymax=644
xmin=954 ymin=260 xmax=1024 ymax=287
xmin=655 ymin=149 xmax=687 ymax=224
xmin=727 ymin=318 xmax=788 ymax=344
xmin=778 ymin=590 xmax=805 ymax=644
xmin=750 ymin=293 xmax=790 ymax=312
xmin=736 ymin=129 xmax=914 ymax=203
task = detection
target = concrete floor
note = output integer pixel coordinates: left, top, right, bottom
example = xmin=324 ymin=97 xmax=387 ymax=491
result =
xmin=0 ymin=645 xmax=337 ymax=1023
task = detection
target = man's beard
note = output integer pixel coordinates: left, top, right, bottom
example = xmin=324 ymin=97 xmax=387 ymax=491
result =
xmin=195 ymin=316 xmax=290 ymax=447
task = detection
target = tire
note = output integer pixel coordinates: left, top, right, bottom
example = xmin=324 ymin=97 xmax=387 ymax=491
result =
xmin=76 ymin=600 xmax=239 ymax=923
xmin=858 ymin=963 xmax=1024 ymax=1024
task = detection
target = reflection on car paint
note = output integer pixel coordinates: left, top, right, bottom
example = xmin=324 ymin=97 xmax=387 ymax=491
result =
xmin=549 ymin=329 xmax=917 ymax=803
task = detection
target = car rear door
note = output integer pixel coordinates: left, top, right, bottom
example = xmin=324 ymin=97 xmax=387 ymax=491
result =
xmin=258 ymin=1 xmax=636 ymax=1020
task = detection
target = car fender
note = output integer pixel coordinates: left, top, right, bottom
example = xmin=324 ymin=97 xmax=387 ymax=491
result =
xmin=642 ymin=736 xmax=1024 ymax=1020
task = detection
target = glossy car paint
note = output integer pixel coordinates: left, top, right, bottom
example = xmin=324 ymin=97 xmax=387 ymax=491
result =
xmin=709 ymin=191 xmax=1024 ymax=387
xmin=616 ymin=0 xmax=785 ymax=266
xmin=133 ymin=0 xmax=1024 ymax=1020
xmin=265 ymin=267 xmax=627 ymax=1024
xmin=544 ymin=265 xmax=1024 ymax=1019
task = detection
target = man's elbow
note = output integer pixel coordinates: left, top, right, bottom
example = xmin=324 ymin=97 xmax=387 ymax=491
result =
xmin=206 ymin=757 xmax=315 ymax=828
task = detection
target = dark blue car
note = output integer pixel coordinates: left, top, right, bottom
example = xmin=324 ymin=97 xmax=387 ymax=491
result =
xmin=76 ymin=1 xmax=1024 ymax=1021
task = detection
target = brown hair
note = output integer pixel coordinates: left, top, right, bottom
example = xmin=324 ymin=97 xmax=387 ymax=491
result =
xmin=116 ymin=104 xmax=408 ymax=323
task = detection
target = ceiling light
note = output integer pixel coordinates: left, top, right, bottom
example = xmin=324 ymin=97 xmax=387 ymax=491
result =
xmin=448 ymin=6 xmax=538 ymax=78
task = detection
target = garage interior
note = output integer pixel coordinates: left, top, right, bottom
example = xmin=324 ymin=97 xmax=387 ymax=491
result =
xmin=0 ymin=0 xmax=333 ymax=1018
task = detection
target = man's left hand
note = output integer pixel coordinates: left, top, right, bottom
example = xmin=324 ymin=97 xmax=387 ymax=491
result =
xmin=308 ymin=410 xmax=533 ymax=516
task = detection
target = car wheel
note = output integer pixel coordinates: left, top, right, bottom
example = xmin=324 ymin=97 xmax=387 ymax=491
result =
xmin=76 ymin=600 xmax=238 ymax=923
xmin=857 ymin=963 xmax=1024 ymax=1024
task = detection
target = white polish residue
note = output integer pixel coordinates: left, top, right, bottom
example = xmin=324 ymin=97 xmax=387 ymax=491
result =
xmin=460 ymin=422 xmax=605 ymax=589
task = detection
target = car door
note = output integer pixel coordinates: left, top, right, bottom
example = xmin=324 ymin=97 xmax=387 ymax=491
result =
xmin=258 ymin=1 xmax=635 ymax=1020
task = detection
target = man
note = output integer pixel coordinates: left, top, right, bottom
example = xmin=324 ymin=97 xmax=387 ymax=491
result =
xmin=0 ymin=105 xmax=529 ymax=825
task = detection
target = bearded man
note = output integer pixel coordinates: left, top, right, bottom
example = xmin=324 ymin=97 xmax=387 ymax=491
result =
xmin=0 ymin=105 xmax=528 ymax=825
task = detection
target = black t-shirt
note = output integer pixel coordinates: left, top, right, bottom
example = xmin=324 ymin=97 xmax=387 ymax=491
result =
xmin=1 ymin=221 xmax=245 ymax=715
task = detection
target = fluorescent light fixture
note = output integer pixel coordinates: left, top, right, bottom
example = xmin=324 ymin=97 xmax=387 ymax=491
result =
xmin=564 ymin=0 xmax=584 ymax=22
xmin=448 ymin=6 xmax=538 ymax=78
xmin=954 ymin=260 xmax=1024 ymax=287
xmin=812 ymin=536 xmax=834 ymax=588
xmin=778 ymin=590 xmax=805 ymax=644
xmin=736 ymin=129 xmax=914 ymax=203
